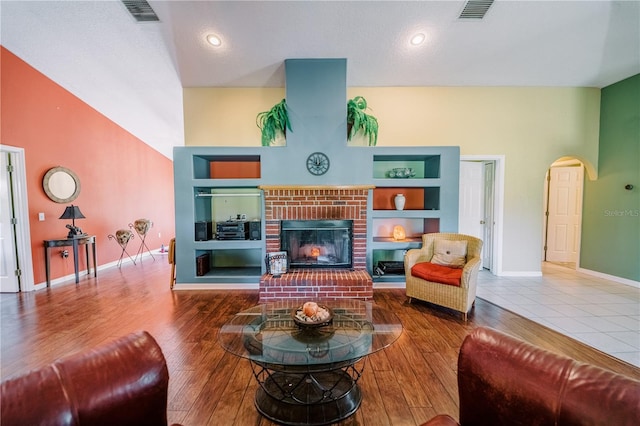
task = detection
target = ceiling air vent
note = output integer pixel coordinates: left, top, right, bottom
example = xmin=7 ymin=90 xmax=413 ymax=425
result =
xmin=458 ymin=0 xmax=494 ymax=20
xmin=122 ymin=0 xmax=159 ymax=22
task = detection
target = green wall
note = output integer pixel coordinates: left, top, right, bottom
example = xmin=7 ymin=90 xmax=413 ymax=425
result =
xmin=581 ymin=74 xmax=640 ymax=281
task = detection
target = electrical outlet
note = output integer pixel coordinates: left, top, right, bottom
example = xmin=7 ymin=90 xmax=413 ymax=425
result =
xmin=158 ymin=232 xmax=161 ymax=239
xmin=61 ymin=250 xmax=69 ymax=258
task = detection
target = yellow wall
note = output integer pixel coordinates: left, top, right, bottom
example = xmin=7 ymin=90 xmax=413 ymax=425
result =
xmin=184 ymin=88 xmax=284 ymax=146
xmin=182 ymin=86 xmax=601 ymax=274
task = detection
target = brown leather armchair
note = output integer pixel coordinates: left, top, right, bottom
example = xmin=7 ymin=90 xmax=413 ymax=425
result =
xmin=422 ymin=327 xmax=640 ymax=426
xmin=1 ymin=331 xmax=181 ymax=426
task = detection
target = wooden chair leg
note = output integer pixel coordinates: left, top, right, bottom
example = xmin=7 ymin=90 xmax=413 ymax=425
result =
xmin=168 ymin=238 xmax=176 ymax=289
xmin=170 ymin=263 xmax=176 ymax=289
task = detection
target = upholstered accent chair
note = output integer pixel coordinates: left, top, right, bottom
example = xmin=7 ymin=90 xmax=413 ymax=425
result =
xmin=404 ymin=233 xmax=483 ymax=320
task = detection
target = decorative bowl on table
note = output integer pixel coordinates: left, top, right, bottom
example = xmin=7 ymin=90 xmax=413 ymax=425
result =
xmin=387 ymin=167 xmax=416 ymax=178
xmin=291 ymin=302 xmax=334 ymax=328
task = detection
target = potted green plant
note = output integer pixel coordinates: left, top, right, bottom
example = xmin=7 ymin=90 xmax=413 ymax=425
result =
xmin=256 ymin=99 xmax=291 ymax=146
xmin=347 ymin=96 xmax=378 ymax=146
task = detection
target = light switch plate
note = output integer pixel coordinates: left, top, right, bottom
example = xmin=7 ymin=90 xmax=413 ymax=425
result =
xmin=38 ymin=212 xmax=45 ymax=221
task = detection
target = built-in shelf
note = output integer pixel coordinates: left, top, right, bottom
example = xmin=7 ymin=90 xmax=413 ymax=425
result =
xmin=368 ymin=151 xmax=457 ymax=282
xmin=195 ymin=193 xmax=262 ymax=198
xmin=193 ymin=154 xmax=261 ymax=180
xmin=174 ymin=147 xmax=459 ymax=285
xmin=373 ymin=154 xmax=440 ymax=179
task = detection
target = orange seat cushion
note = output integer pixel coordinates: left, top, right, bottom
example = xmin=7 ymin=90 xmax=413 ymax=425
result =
xmin=411 ymin=262 xmax=463 ymax=287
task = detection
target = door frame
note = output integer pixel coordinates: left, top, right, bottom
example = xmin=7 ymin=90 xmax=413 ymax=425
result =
xmin=1 ymin=145 xmax=34 ymax=292
xmin=543 ymin=159 xmax=584 ymax=267
xmin=460 ymin=155 xmax=505 ymax=275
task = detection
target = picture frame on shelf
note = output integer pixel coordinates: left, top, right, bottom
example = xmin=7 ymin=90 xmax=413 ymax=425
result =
xmin=266 ymin=251 xmax=288 ymax=277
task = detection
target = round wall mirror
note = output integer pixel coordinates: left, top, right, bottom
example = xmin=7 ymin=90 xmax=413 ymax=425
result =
xmin=43 ymin=166 xmax=81 ymax=203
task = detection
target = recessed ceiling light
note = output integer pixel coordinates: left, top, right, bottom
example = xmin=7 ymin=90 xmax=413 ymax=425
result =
xmin=410 ymin=33 xmax=425 ymax=46
xmin=206 ymin=34 xmax=222 ymax=47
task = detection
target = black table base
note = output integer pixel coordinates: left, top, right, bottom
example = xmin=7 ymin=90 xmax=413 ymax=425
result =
xmin=251 ymin=360 xmax=365 ymax=425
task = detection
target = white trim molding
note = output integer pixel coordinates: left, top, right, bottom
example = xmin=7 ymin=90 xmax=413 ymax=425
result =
xmin=1 ymin=145 xmax=34 ymax=292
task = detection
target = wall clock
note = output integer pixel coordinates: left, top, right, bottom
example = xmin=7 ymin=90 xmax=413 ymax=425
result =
xmin=306 ymin=152 xmax=330 ymax=176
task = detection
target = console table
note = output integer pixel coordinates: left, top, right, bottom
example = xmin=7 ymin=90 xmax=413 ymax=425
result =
xmin=44 ymin=235 xmax=97 ymax=287
xmin=218 ymin=299 xmax=403 ymax=425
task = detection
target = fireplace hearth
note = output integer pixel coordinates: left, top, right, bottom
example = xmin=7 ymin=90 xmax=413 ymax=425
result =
xmin=281 ymin=220 xmax=353 ymax=269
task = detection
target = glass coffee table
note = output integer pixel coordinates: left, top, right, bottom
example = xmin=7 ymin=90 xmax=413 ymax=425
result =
xmin=218 ymin=299 xmax=403 ymax=425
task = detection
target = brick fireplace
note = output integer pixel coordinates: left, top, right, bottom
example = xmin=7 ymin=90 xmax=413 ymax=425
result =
xmin=259 ymin=186 xmax=374 ymax=302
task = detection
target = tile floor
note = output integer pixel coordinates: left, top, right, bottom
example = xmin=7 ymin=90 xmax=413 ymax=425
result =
xmin=476 ymin=262 xmax=640 ymax=367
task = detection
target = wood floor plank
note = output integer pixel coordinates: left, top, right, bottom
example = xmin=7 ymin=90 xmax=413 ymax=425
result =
xmin=357 ymin=366 xmax=392 ymax=426
xmin=376 ymin=369 xmax=418 ymax=425
xmin=382 ymin=334 xmax=434 ymax=408
xmin=209 ymin=359 xmax=255 ymax=426
xmin=2 ymin=259 xmax=638 ymax=426
xmin=181 ymin=351 xmax=241 ymax=425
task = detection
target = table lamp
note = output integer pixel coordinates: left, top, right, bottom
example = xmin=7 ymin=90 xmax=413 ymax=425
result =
xmin=392 ymin=225 xmax=406 ymax=241
xmin=60 ymin=205 xmax=86 ymax=238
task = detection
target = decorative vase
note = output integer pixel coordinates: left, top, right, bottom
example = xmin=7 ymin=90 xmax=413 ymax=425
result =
xmin=394 ymin=194 xmax=406 ymax=210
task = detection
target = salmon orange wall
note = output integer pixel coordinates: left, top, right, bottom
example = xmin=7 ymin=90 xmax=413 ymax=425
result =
xmin=1 ymin=47 xmax=175 ymax=285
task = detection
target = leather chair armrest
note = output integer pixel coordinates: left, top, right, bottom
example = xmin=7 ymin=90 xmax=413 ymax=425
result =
xmin=1 ymin=366 xmax=76 ymax=426
xmin=55 ymin=331 xmax=170 ymax=426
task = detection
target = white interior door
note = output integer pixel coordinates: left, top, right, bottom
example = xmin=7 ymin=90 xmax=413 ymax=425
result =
xmin=1 ymin=152 xmax=20 ymax=292
xmin=546 ymin=166 xmax=584 ymax=263
xmin=459 ymin=161 xmax=484 ymax=268
xmin=483 ymin=162 xmax=495 ymax=269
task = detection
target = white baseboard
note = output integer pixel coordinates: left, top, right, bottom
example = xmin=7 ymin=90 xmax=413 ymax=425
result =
xmin=172 ymin=283 xmax=259 ymax=290
xmin=34 ymin=250 xmax=159 ymax=290
xmin=373 ymin=281 xmax=406 ymax=289
xmin=577 ymin=267 xmax=640 ymax=289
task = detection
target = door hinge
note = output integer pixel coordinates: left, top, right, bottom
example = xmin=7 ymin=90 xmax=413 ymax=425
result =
xmin=6 ymin=164 xmax=14 ymax=173
xmin=15 ymin=269 xmax=22 ymax=277
xmin=10 ymin=217 xmax=17 ymax=225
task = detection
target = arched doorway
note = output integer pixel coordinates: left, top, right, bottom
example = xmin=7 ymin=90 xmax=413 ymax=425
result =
xmin=542 ymin=156 xmax=595 ymax=269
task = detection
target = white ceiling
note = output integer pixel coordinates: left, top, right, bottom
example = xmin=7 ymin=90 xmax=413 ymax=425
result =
xmin=2 ymin=1 xmax=639 ymax=159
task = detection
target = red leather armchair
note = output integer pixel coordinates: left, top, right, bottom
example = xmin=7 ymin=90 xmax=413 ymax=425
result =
xmin=423 ymin=327 xmax=640 ymax=426
xmin=1 ymin=331 xmax=181 ymax=426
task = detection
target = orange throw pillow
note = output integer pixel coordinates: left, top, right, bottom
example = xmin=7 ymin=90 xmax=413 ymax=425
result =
xmin=411 ymin=262 xmax=463 ymax=287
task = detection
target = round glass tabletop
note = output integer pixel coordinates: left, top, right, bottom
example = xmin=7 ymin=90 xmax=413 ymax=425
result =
xmin=218 ymin=299 xmax=403 ymax=366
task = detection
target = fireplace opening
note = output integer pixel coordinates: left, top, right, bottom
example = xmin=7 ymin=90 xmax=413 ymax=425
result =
xmin=280 ymin=220 xmax=353 ymax=269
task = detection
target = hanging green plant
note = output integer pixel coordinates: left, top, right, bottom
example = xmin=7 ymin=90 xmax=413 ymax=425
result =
xmin=256 ymin=99 xmax=292 ymax=146
xmin=347 ymin=96 xmax=378 ymax=146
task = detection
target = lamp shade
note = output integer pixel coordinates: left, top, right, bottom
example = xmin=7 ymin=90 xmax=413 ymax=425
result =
xmin=59 ymin=205 xmax=86 ymax=220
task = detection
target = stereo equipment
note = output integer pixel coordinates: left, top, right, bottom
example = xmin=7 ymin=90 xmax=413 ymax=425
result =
xmin=216 ymin=220 xmax=249 ymax=240
xmin=249 ymin=221 xmax=261 ymax=240
xmin=195 ymin=221 xmax=213 ymax=241
xmin=374 ymin=261 xmax=405 ymax=276
xmin=196 ymin=253 xmax=210 ymax=276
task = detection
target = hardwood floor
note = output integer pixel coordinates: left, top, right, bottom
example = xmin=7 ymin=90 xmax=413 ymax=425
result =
xmin=2 ymin=259 xmax=639 ymax=426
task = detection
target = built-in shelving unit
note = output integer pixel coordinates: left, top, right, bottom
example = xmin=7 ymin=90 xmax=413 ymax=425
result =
xmin=174 ymin=146 xmax=459 ymax=286
xmin=368 ymin=150 xmax=459 ymax=282
xmin=174 ymin=149 xmax=266 ymax=284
